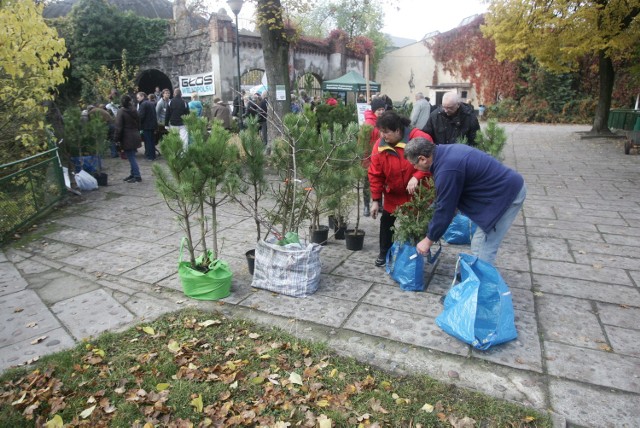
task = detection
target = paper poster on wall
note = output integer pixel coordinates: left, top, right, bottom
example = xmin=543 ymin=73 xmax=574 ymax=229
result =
xmin=179 ymin=72 xmax=215 ymax=97
xmin=356 ymin=103 xmax=370 ymax=125
xmin=276 ymin=85 xmax=286 ymax=101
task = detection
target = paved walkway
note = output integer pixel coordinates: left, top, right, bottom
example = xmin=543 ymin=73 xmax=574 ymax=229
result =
xmin=1 ymin=124 xmax=639 ymax=427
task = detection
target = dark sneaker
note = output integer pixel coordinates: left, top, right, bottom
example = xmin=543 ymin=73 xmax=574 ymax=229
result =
xmin=125 ymin=176 xmax=142 ymax=183
xmin=374 ymin=256 xmax=385 ymax=267
xmin=123 ymin=175 xmax=134 ymax=181
xmin=363 ymin=206 xmax=370 ymax=217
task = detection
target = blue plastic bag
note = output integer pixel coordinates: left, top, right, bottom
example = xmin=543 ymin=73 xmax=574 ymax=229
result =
xmin=436 ymin=253 xmax=517 ymax=350
xmin=385 ymin=242 xmax=441 ymax=291
xmin=443 ymin=213 xmax=477 ymax=245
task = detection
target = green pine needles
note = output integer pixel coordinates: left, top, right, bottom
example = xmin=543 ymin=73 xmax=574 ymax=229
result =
xmin=391 ymin=177 xmax=436 ymax=246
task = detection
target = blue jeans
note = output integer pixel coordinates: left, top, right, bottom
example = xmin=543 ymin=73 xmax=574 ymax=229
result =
xmin=142 ymin=129 xmax=155 ymax=160
xmin=470 ymin=184 xmax=527 ymax=265
xmin=124 ymin=149 xmax=140 ymax=178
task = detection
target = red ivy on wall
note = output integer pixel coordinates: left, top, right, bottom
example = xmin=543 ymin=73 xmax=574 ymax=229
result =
xmin=427 ymin=15 xmax=519 ymax=105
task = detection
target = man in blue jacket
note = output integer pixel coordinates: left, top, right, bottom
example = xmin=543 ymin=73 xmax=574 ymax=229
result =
xmin=404 ymin=137 xmax=526 ymax=265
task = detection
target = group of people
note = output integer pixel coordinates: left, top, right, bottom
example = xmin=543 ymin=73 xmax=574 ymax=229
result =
xmin=365 ymin=91 xmax=525 ymax=272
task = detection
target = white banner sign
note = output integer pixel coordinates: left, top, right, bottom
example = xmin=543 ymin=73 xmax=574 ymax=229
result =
xmin=179 ymin=72 xmax=215 ymax=97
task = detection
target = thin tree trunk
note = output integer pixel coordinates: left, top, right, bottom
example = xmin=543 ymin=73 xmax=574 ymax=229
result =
xmin=590 ymin=50 xmax=614 ymax=134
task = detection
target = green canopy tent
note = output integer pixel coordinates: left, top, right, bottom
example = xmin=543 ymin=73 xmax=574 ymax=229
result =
xmin=321 ymin=71 xmax=380 ymax=94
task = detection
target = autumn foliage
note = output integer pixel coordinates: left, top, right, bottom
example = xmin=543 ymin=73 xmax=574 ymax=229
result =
xmin=427 ymin=16 xmax=518 ymax=105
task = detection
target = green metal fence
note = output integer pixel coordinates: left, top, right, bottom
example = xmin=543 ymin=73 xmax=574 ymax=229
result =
xmin=0 ymin=147 xmax=66 ymax=241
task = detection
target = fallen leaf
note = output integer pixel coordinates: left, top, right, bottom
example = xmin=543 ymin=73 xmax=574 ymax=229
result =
xmin=87 ymin=396 xmax=96 ymax=404
xmin=448 ymin=415 xmax=476 ymax=428
xmin=421 ymin=403 xmax=434 ymax=413
xmin=316 ymin=399 xmax=330 ymax=407
xmin=318 ymin=416 xmax=332 ymax=428
xmin=598 ymin=344 xmax=613 ymax=352
xmin=31 ymin=336 xmax=48 ymax=345
xmin=142 ymin=326 xmax=155 ymax=335
xmin=167 ymin=340 xmax=181 ymax=353
xmin=533 ymin=291 xmax=544 ymax=297
xmin=14 ymin=308 xmax=24 ymax=313
xmin=176 ymin=300 xmax=185 ymax=304
xmin=45 ymin=415 xmax=64 ymax=428
xmin=592 ymin=263 xmax=603 ymax=269
xmin=79 ymin=405 xmax=96 ymax=419
xmin=289 ymin=372 xmax=303 ymax=385
xmin=619 ymin=304 xmax=630 ymax=309
xmin=26 ymin=322 xmax=38 ymax=328
xmin=198 ymin=319 xmax=221 ymax=327
xmin=522 ymin=415 xmax=536 ymax=422
xmin=12 ymin=392 xmax=27 ymax=405
xmin=156 ymin=383 xmax=170 ymax=391
xmin=369 ymin=398 xmax=389 ymax=414
xmin=190 ymin=394 xmax=203 ymax=413
xmin=248 ymin=332 xmax=261 ymax=339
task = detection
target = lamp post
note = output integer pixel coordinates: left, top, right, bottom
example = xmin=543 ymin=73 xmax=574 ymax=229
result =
xmin=227 ymin=0 xmax=244 ymax=130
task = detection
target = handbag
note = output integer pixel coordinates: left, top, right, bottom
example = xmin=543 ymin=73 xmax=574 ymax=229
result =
xmin=436 ymin=253 xmax=517 ymax=350
xmin=386 ymin=241 xmax=441 ymax=292
xmin=443 ymin=213 xmax=477 ymax=245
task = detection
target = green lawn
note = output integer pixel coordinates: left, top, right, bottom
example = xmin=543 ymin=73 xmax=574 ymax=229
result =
xmin=0 ymin=309 xmax=551 ymax=427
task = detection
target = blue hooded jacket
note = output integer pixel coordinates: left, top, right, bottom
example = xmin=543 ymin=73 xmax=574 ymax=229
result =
xmin=427 ymin=144 xmax=524 ymax=242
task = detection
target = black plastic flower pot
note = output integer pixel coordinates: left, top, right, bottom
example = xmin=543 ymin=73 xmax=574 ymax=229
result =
xmin=345 ymin=229 xmax=365 ymax=251
xmin=245 ymin=249 xmax=255 ymax=275
xmin=309 ymin=225 xmax=330 ymax=246
xmin=334 ymin=225 xmax=347 ymax=240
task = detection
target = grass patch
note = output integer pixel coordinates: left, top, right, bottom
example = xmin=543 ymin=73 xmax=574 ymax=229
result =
xmin=0 ymin=309 xmax=551 ymax=427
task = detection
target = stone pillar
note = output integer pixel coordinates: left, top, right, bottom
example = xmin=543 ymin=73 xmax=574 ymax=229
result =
xmin=173 ymin=0 xmax=190 ymax=37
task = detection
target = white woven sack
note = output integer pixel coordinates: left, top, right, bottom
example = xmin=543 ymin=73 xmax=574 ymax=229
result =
xmin=251 ymin=238 xmax=322 ymax=297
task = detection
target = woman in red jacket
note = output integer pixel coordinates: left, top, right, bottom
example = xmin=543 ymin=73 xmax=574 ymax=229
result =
xmin=361 ymin=97 xmax=386 ymax=217
xmin=368 ymin=111 xmax=433 ymax=266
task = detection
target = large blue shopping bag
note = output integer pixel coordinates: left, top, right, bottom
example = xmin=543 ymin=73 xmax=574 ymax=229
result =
xmin=436 ymin=253 xmax=517 ymax=350
xmin=385 ymin=241 xmax=441 ymax=292
xmin=443 ymin=213 xmax=477 ymax=245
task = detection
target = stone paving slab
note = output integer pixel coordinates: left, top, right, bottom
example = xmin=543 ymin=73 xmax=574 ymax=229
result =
xmin=544 ymin=341 xmax=640 ymax=393
xmin=531 ymin=258 xmax=633 ymax=285
xmin=239 ymin=288 xmax=358 ymax=328
xmin=549 ymin=379 xmax=640 ymax=428
xmin=533 ymin=274 xmax=640 ymax=306
xmin=0 ymin=260 xmax=28 ymax=296
xmin=0 ymin=290 xmax=62 ymax=348
xmin=51 ymin=289 xmax=135 ymax=340
xmin=343 ymin=303 xmax=470 ymax=357
xmin=0 ymin=328 xmax=76 ymax=372
xmin=537 ymin=294 xmax=606 ymax=350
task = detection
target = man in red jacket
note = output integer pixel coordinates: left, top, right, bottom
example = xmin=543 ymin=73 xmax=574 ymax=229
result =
xmin=368 ymin=111 xmax=433 ymax=266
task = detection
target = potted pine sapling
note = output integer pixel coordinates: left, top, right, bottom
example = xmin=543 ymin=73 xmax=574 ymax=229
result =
xmin=231 ymin=117 xmax=268 ymax=274
xmin=250 ymin=112 xmax=326 ymax=297
xmin=387 ymin=177 xmax=437 ymax=291
xmin=152 ymin=115 xmax=239 ymax=300
xmin=345 ymin=123 xmax=374 ymax=250
xmin=298 ymin=122 xmax=359 ymax=245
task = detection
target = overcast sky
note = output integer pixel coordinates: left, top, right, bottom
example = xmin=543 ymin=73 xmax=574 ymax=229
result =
xmin=381 ymin=0 xmax=488 ymax=40
xmin=212 ymin=0 xmax=488 ymax=41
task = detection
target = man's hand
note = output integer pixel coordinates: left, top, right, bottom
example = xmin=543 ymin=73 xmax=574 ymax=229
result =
xmin=407 ymin=177 xmax=419 ymax=194
xmin=416 ymin=236 xmax=433 ymax=256
xmin=370 ymin=201 xmax=379 ymax=219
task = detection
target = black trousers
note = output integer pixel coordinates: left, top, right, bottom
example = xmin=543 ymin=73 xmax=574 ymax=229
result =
xmin=379 ymin=210 xmax=396 ymax=258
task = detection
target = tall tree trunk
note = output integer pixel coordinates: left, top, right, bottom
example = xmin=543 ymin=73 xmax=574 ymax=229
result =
xmin=257 ymin=0 xmax=291 ymax=140
xmin=590 ymin=51 xmax=614 ymax=134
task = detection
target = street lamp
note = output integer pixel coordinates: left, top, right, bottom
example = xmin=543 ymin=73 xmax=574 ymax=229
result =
xmin=227 ymin=0 xmax=244 ymax=129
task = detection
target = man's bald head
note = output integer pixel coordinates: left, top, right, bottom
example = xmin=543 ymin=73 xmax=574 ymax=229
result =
xmin=442 ymin=92 xmax=460 ymax=116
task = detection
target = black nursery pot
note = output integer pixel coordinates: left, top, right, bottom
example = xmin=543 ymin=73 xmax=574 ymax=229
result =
xmin=310 ymin=225 xmax=330 ymax=246
xmin=334 ymin=225 xmax=347 ymax=240
xmin=93 ymin=172 xmax=108 ymax=186
xmin=245 ymin=249 xmax=255 ymax=275
xmin=345 ymin=229 xmax=365 ymax=251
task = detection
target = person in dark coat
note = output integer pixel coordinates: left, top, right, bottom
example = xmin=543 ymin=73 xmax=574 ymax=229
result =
xmin=165 ymin=88 xmax=190 ymax=149
xmin=211 ymin=97 xmax=232 ymax=130
xmin=136 ymin=92 xmax=158 ymax=160
xmin=422 ymin=91 xmax=480 ymax=146
xmin=115 ymin=95 xmax=142 ymax=182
